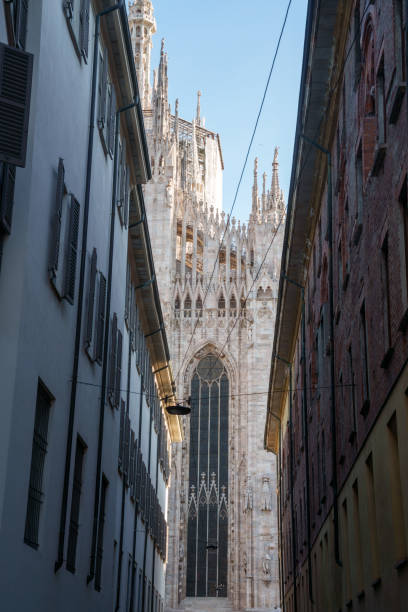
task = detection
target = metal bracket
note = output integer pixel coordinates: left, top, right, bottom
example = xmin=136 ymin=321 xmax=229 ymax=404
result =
xmin=129 ymin=213 xmax=145 ymax=229
xmin=145 ymin=323 xmax=163 ymax=338
xmin=135 ymin=274 xmax=155 ymax=290
xmin=153 ymin=364 xmax=169 ymax=375
xmin=273 ymin=353 xmax=292 ymax=367
xmin=281 ymin=273 xmax=304 ymax=291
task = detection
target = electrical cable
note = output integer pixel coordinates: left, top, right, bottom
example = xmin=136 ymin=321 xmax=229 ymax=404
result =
xmin=181 ymin=0 xmax=373 ymax=389
xmin=173 ymin=0 xmax=294 ymax=387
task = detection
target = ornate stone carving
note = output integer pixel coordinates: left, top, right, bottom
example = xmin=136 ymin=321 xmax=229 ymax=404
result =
xmin=260 ymin=476 xmax=272 ymax=511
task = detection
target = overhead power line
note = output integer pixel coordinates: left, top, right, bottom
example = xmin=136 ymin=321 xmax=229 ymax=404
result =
xmin=173 ymin=0 xmax=294 ymax=386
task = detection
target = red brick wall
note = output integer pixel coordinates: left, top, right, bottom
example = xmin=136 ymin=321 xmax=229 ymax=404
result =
xmin=281 ymin=0 xmax=408 ymax=592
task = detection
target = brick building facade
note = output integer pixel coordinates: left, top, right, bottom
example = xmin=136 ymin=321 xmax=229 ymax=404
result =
xmin=265 ymin=1 xmax=408 ymax=610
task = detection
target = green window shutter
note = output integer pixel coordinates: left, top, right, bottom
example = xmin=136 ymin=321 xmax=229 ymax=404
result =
xmin=115 ymin=329 xmax=122 ymax=408
xmin=0 ymin=163 xmax=16 ymax=234
xmin=79 ymin=0 xmax=90 ymax=62
xmin=118 ymin=140 xmax=126 ymax=222
xmin=124 ymin=414 xmax=130 ymax=484
xmin=118 ymin=399 xmax=125 ymax=470
xmin=107 ymin=86 xmax=116 ymax=157
xmin=97 ymin=47 xmax=108 ymax=130
xmin=85 ymin=248 xmax=97 ymax=350
xmin=95 ymin=272 xmax=106 ymax=364
xmin=49 ymin=158 xmax=65 ymax=278
xmin=63 ymin=196 xmax=80 ymax=304
xmin=135 ymin=446 xmax=142 ymax=503
xmin=0 ymin=43 xmax=33 ymax=167
xmin=108 ymin=313 xmax=117 ymax=405
xmin=124 ymin=262 xmax=130 ymax=323
xmin=124 ymin=166 xmax=130 ymax=228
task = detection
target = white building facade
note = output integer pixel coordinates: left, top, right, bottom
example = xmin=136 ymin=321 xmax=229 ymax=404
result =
xmin=0 ymin=2 xmax=180 ymax=611
xmin=128 ymin=2 xmax=285 ymax=610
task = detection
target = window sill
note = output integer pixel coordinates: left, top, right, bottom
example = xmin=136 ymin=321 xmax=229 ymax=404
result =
xmin=398 ymin=307 xmax=408 ymax=333
xmin=380 ymin=347 xmax=394 ymax=369
xmin=389 ymin=82 xmax=406 ymax=124
xmin=371 ymin=143 xmax=387 ymax=177
xmin=360 ymin=399 xmax=370 ymax=418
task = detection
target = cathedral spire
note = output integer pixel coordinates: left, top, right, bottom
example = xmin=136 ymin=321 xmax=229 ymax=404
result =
xmin=157 ymin=38 xmax=168 ymax=100
xmin=262 ymin=171 xmax=267 ymax=213
xmin=128 ymin=0 xmax=157 ymax=109
xmin=174 ymin=98 xmax=179 ymax=140
xmin=252 ymin=157 xmax=259 ymax=215
xmin=153 ymin=38 xmax=169 ymax=137
xmin=196 ymin=91 xmax=201 ymax=126
xmin=271 ymin=146 xmax=280 ymax=200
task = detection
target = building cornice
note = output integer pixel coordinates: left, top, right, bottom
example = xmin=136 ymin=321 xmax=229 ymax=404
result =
xmin=265 ymin=0 xmax=350 ymax=453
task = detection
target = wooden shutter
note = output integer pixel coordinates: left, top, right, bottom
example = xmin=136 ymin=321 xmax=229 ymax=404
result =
xmin=107 ymin=85 xmax=116 ymax=157
xmin=97 ymin=47 xmax=108 ymax=129
xmin=49 ymin=158 xmax=65 ymax=278
xmin=124 ymin=413 xmax=130 ymax=483
xmin=0 ymin=163 xmax=16 ymax=234
xmin=124 ymin=166 xmax=130 ymax=228
xmin=118 ymin=399 xmax=125 ymax=470
xmin=135 ymin=446 xmax=142 ymax=502
xmin=108 ymin=314 xmax=117 ymax=405
xmin=129 ymin=430 xmax=135 ymax=495
xmin=95 ymin=272 xmax=106 ymax=364
xmin=119 ymin=141 xmax=126 ymax=220
xmin=79 ymin=0 xmax=90 ymax=62
xmin=124 ymin=262 xmax=130 ymax=323
xmin=115 ymin=329 xmax=122 ymax=408
xmin=64 ymin=196 xmax=80 ymax=304
xmin=0 ymin=43 xmax=33 ymax=167
xmin=85 ymin=248 xmax=97 ymax=350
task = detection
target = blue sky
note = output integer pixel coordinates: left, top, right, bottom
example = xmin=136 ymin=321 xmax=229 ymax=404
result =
xmin=145 ymin=0 xmax=308 ymax=222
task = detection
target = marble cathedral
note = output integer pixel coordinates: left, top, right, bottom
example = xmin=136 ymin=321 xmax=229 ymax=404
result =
xmin=128 ymin=2 xmax=285 ymax=610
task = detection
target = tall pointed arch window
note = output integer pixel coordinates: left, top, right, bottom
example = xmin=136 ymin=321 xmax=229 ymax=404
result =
xmin=229 ymin=293 xmax=237 ymax=313
xmin=187 ymin=355 xmax=229 ymax=598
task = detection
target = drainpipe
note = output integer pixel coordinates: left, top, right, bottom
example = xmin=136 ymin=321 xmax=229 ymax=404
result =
xmin=300 ymin=134 xmax=341 ymax=567
xmin=129 ymin=373 xmax=145 ymax=612
xmin=55 ymin=1 xmax=123 ymax=573
xmin=115 ymin=331 xmax=133 ymax=610
xmin=281 ymin=274 xmax=313 ymax=604
xmin=274 ymin=354 xmax=296 ymax=612
xmin=267 ymin=412 xmax=285 ymax=612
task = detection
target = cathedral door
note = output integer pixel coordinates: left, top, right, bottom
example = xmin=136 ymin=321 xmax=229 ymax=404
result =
xmin=186 ymin=355 xmax=229 ymax=597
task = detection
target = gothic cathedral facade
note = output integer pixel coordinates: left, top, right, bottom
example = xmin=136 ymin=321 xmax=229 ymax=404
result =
xmin=129 ymin=2 xmax=285 ymax=610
